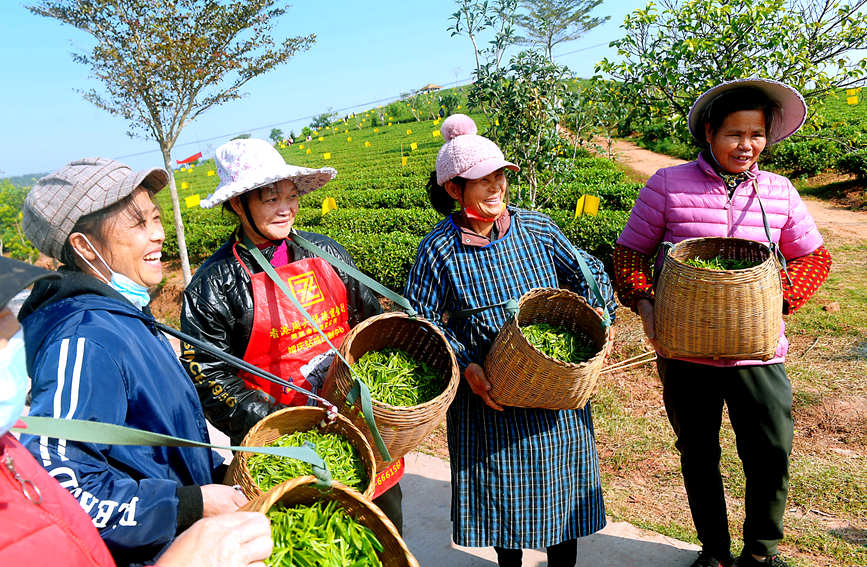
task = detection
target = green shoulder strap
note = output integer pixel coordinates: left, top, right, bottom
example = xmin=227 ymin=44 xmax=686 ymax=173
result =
xmin=242 ymin=235 xmax=392 ymax=463
xmin=291 ymin=232 xmax=417 ymax=317
xmin=14 ymin=416 xmax=332 ymax=486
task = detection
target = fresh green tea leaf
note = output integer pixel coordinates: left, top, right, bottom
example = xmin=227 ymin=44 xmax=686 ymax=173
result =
xmin=353 ymin=348 xmax=442 ymax=406
xmin=247 ymin=430 xmax=366 ymax=492
xmin=520 ymin=323 xmax=596 ymax=364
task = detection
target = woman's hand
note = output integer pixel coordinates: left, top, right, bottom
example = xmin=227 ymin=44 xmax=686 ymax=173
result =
xmin=595 ymin=308 xmax=615 ymax=361
xmin=464 ymin=363 xmax=504 ymax=411
xmin=156 ymin=512 xmax=272 ymax=567
xmin=636 ymin=299 xmax=658 ymax=350
xmin=201 ymin=484 xmax=248 ymax=517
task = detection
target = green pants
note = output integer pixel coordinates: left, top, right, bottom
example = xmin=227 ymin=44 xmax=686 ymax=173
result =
xmin=658 ymin=358 xmax=793 ymax=558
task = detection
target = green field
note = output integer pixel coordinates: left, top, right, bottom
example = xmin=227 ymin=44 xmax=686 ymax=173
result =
xmin=157 ymin=94 xmax=639 ymax=290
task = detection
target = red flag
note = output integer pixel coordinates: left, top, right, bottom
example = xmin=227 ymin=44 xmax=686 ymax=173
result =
xmin=176 ymin=152 xmax=202 ymax=165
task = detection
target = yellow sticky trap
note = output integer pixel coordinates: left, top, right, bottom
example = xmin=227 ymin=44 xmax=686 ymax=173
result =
xmin=181 ymin=181 xmax=190 ymax=189
xmin=574 ymin=194 xmax=600 ymax=218
xmin=364 ymin=141 xmax=371 ymax=148
xmin=847 ymin=96 xmax=859 ymax=105
xmin=323 ymin=152 xmax=331 ymax=160
xmin=321 ymin=197 xmax=338 ymax=216
xmin=185 ymin=194 xmax=201 ymax=209
xmin=207 ymin=170 xmax=215 ymax=177
xmin=846 ymin=88 xmax=860 ymax=96
xmin=401 ymin=156 xmax=408 ymax=166
xmin=410 ymin=142 xmax=418 ymax=151
xmin=574 ymin=195 xmax=585 ymax=219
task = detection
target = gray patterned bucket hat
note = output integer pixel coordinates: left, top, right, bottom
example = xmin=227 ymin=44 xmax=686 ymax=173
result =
xmin=22 ymin=157 xmax=168 ymax=259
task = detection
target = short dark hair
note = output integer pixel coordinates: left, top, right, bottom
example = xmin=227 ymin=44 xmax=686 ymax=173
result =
xmin=59 ymin=188 xmax=157 ymax=269
xmin=426 ymin=170 xmax=467 ymax=217
xmin=701 ymin=87 xmax=780 ymax=146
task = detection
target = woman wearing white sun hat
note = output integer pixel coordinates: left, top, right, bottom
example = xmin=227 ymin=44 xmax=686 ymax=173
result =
xmin=180 ymin=138 xmax=403 ymax=530
xmin=612 ymin=78 xmax=832 ymax=567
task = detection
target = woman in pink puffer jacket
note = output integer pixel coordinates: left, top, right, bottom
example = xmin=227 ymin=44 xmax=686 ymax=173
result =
xmin=612 ymin=79 xmax=831 ymax=567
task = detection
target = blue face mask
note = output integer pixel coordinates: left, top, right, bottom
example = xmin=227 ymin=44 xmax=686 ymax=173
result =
xmin=75 ymin=235 xmax=152 ymax=309
xmin=0 ymin=329 xmax=28 ymax=436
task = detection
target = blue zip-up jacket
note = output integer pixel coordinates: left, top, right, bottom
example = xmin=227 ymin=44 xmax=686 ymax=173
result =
xmin=18 ymin=271 xmax=223 ymax=567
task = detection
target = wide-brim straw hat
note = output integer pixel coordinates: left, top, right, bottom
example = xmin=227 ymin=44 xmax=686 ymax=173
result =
xmin=201 ymin=138 xmax=336 ymax=209
xmin=0 ymin=257 xmax=60 ymax=309
xmin=688 ymin=78 xmax=807 ymax=145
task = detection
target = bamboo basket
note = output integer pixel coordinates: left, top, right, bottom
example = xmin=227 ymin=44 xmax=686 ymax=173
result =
xmin=225 ymin=406 xmax=376 ymax=500
xmin=321 ymin=311 xmax=459 ymax=471
xmin=484 ymin=287 xmax=609 ymax=410
xmin=654 ymin=237 xmax=783 ymax=360
xmin=242 ymin=477 xmax=419 ymax=567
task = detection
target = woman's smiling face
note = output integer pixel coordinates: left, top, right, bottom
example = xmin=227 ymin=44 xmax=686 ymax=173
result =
xmin=705 ymin=109 xmax=768 ymax=174
xmin=231 ymin=179 xmax=299 ymax=244
xmin=460 ymin=168 xmax=507 ymax=218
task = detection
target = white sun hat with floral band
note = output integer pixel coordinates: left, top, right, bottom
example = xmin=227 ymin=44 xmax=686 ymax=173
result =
xmin=688 ymin=77 xmax=807 ymax=145
xmin=200 ymin=138 xmax=336 ymax=209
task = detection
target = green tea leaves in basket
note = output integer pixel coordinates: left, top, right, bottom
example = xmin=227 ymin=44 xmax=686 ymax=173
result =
xmin=353 ymin=348 xmax=442 ymax=407
xmin=267 ymin=500 xmax=384 ymax=567
xmin=247 ymin=430 xmax=367 ymax=492
xmin=520 ymin=323 xmax=596 ymax=364
xmin=682 ymin=255 xmax=757 ymax=271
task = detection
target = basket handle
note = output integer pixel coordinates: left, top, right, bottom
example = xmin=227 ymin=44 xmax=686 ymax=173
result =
xmin=244 ymin=234 xmax=392 ymax=463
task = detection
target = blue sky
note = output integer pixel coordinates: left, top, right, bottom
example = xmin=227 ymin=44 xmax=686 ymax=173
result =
xmin=0 ymin=1 xmax=647 ymax=177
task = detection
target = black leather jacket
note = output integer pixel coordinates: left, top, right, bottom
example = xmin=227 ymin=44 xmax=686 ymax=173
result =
xmin=180 ymin=229 xmax=381 ymax=444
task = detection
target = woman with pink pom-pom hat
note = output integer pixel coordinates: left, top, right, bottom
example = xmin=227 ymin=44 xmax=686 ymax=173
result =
xmin=404 ymin=114 xmax=618 ymax=566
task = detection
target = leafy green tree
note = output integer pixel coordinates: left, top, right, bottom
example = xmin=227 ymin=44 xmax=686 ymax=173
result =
xmin=471 ymin=50 xmax=583 ymax=206
xmin=596 ymin=0 xmax=867 ymax=144
xmin=310 ymin=111 xmax=336 ymax=130
xmin=0 ymin=181 xmax=40 ymax=262
xmin=269 ymin=128 xmax=284 ymax=144
xmin=448 ymin=0 xmax=520 ymax=74
xmin=28 ymin=0 xmax=316 ymax=284
xmin=515 ymin=0 xmax=610 ymax=61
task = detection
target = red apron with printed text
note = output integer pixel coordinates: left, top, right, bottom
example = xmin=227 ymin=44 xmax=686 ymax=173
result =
xmin=234 ymin=243 xmax=350 ymax=407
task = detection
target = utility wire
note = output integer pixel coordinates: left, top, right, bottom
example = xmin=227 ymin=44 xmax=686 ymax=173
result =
xmin=112 ymin=41 xmax=610 ymax=162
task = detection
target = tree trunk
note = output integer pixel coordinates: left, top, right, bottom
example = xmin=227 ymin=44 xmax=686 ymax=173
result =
xmin=160 ymin=146 xmax=192 ymax=285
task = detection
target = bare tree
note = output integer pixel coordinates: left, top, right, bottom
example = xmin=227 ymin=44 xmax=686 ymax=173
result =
xmin=29 ymin=0 xmax=316 ymax=283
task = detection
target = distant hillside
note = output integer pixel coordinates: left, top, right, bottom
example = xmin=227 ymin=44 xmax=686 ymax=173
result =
xmin=2 ymin=173 xmax=45 ymax=188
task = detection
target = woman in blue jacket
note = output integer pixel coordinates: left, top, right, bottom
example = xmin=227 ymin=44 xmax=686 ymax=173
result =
xmin=18 ymin=158 xmax=248 ymax=567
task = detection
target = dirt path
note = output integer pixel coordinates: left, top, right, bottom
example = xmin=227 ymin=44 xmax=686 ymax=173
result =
xmin=611 ymin=139 xmax=867 ymax=242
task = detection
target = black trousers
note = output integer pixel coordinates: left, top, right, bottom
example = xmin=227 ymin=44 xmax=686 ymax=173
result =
xmin=494 ymin=539 xmax=577 ymax=567
xmin=372 ymin=482 xmax=403 ymax=535
xmin=658 ymin=358 xmax=793 ymax=558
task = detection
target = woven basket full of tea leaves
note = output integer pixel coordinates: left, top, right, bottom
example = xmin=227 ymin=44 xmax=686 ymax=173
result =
xmin=225 ymin=406 xmax=376 ymax=500
xmin=654 ymin=237 xmax=782 ymax=360
xmin=242 ymin=477 xmax=419 ymax=567
xmin=484 ymin=287 xmax=609 ymax=410
xmin=321 ymin=311 xmax=460 ymax=471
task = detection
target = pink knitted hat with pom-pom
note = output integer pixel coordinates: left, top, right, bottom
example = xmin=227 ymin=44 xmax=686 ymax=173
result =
xmin=435 ymin=114 xmax=519 ymax=185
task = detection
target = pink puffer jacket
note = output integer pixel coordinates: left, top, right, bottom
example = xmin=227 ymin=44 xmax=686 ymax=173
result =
xmin=617 ymin=153 xmax=824 ymax=366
